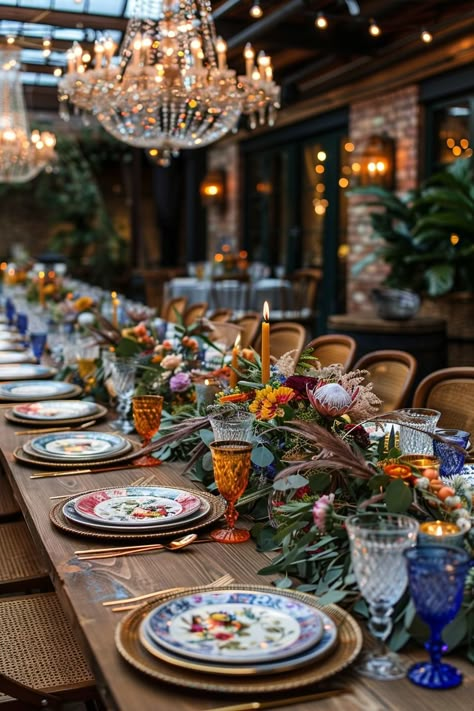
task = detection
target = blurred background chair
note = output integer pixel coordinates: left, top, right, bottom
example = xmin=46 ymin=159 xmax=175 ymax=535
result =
xmin=353 ymin=349 xmax=418 ymax=413
xmin=0 ymin=592 xmax=100 ymax=709
xmin=208 ymin=308 xmax=233 ymax=323
xmin=412 ymin=366 xmax=474 ymax=433
xmin=232 ymin=312 xmax=260 ymax=348
xmin=287 ymin=268 xmax=323 ymax=327
xmin=182 ymin=302 xmax=208 ymax=327
xmin=160 ymin=296 xmax=187 ymax=323
xmin=306 ymin=334 xmax=357 ymax=371
xmin=253 ymin=322 xmax=307 ymax=366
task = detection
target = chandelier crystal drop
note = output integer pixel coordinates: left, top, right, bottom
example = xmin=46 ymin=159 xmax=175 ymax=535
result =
xmin=58 ymin=0 xmax=280 ymax=162
xmin=0 ymin=49 xmax=56 ymax=183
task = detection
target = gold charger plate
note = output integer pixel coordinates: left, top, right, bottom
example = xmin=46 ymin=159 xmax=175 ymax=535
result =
xmin=50 ymin=488 xmax=225 ymax=541
xmin=5 ymin=402 xmax=108 ymax=427
xmin=116 ymin=585 xmax=362 ymax=694
xmin=13 ymin=441 xmax=142 ymax=469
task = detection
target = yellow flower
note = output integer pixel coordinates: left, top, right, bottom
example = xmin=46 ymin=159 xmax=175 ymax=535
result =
xmin=249 ymin=385 xmax=295 ymax=421
xmin=74 ymin=296 xmax=95 ymax=312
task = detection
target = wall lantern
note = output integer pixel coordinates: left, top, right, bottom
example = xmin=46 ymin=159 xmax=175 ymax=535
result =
xmin=359 ymin=134 xmax=396 ymax=190
xmin=200 ymin=169 xmax=227 ymax=208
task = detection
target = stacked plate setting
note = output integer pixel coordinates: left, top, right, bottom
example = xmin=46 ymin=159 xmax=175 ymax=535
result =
xmin=63 ymin=486 xmax=212 ymax=534
xmin=136 ymin=588 xmax=340 ymax=676
xmin=7 ymin=399 xmax=107 ymax=426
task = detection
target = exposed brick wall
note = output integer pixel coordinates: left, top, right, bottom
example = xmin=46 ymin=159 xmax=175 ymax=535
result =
xmin=347 ymin=86 xmax=420 ymax=313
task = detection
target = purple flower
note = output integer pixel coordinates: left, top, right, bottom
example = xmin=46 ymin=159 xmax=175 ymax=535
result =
xmin=169 ymin=372 xmax=192 ymax=393
xmin=312 ymin=494 xmax=335 ymax=532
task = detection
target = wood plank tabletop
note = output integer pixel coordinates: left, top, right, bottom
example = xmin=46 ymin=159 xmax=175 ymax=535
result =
xmin=0 ymin=410 xmax=472 ymax=711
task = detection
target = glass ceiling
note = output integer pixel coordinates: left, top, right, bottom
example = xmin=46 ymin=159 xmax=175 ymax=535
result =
xmin=0 ymin=0 xmax=133 ymax=85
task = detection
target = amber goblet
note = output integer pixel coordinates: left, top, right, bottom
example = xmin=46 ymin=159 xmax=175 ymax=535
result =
xmin=132 ymin=395 xmax=164 ymax=467
xmin=209 ymin=440 xmax=253 ymax=544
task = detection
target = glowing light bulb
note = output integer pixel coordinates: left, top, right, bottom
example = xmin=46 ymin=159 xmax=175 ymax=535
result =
xmin=421 ymin=29 xmax=432 ymax=43
xmin=250 ymin=1 xmax=263 ymax=19
xmin=315 ymin=12 xmax=328 ymax=30
xmin=369 ymin=19 xmax=381 ymax=37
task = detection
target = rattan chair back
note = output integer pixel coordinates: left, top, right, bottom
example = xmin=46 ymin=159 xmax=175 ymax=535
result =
xmin=306 ymin=334 xmax=357 ymax=371
xmin=161 ymin=296 xmax=188 ymax=323
xmin=354 ymin=349 xmax=418 ymax=413
xmin=232 ymin=312 xmax=261 ymax=348
xmin=183 ymin=302 xmax=208 ymax=326
xmin=412 ymin=367 xmax=474 ymax=433
xmin=254 ymin=322 xmax=307 ymax=364
xmin=208 ymin=309 xmax=233 ymax=323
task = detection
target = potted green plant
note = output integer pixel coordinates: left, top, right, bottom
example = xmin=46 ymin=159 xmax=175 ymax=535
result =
xmin=351 ymin=158 xmax=474 ymax=336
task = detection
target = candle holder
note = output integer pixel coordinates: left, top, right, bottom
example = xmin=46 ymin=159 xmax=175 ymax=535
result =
xmin=195 ymin=380 xmax=220 ymax=411
xmin=418 ymin=520 xmax=464 ymax=547
xmin=400 ymin=454 xmax=440 ymax=476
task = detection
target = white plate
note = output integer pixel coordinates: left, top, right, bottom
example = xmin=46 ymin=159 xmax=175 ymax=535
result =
xmin=0 ymin=365 xmax=57 ymax=381
xmin=13 ymin=400 xmax=100 ymax=421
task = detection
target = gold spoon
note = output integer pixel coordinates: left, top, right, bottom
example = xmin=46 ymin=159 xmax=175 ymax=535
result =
xmin=75 ymin=533 xmax=198 ymax=560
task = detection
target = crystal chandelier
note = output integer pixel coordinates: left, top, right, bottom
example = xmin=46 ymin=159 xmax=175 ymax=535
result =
xmin=0 ymin=49 xmax=56 ymax=183
xmin=58 ymin=0 xmax=280 ymax=164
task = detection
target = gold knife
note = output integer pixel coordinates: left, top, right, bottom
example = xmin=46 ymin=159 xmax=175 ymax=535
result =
xmin=203 ymin=688 xmax=349 ymax=711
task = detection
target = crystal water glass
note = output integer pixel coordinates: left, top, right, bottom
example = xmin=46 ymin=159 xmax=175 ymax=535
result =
xmin=404 ymin=545 xmax=471 ymax=689
xmin=397 ymin=408 xmax=441 ymax=455
xmin=110 ymin=356 xmax=138 ymax=433
xmin=209 ymin=410 xmax=255 ymax=441
xmin=433 ymin=429 xmax=470 ymax=477
xmin=346 ymin=512 xmax=419 ymax=680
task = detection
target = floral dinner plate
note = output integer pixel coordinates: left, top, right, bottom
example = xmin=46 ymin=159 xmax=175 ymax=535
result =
xmin=0 ymin=365 xmax=58 ymax=382
xmin=0 ymin=380 xmax=80 ymax=401
xmin=63 ymin=495 xmax=210 ymax=532
xmin=13 ymin=400 xmax=101 ymax=421
xmin=28 ymin=431 xmax=130 ymax=461
xmin=73 ymin=486 xmax=202 ymax=526
xmin=139 ymin=607 xmax=337 ymax=676
xmin=143 ymin=589 xmax=325 ymax=664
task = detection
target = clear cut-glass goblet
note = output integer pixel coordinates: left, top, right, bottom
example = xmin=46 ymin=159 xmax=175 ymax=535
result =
xmin=209 ymin=440 xmax=253 ymax=544
xmin=109 ymin=356 xmax=138 ymax=434
xmin=132 ymin=395 xmax=164 ymax=466
xmin=346 ymin=512 xmax=419 ymax=680
xmin=404 ymin=545 xmax=470 ymax=689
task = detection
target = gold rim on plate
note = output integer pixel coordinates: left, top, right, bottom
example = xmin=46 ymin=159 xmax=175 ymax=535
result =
xmin=50 ymin=488 xmax=226 ymax=541
xmin=5 ymin=402 xmax=108 ymax=427
xmin=13 ymin=441 xmax=142 ymax=469
xmin=115 ymin=584 xmax=362 ymax=693
xmin=22 ymin=433 xmax=132 ymax=463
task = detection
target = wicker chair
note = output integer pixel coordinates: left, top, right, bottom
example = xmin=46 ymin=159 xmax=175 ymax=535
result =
xmin=0 ymin=521 xmax=50 ymax=595
xmin=232 ymin=312 xmax=261 ymax=348
xmin=208 ymin=308 xmax=233 ymax=323
xmin=160 ymin=296 xmax=188 ymax=323
xmin=305 ymin=334 xmax=357 ymax=371
xmin=353 ymin=349 xmax=418 ymax=413
xmin=253 ymin=322 xmax=307 ymax=365
xmin=182 ymin=302 xmax=209 ymax=326
xmin=412 ymin=367 xmax=474 ymax=433
xmin=0 ymin=592 xmax=100 ymax=709
xmin=0 ymin=471 xmax=20 ymax=521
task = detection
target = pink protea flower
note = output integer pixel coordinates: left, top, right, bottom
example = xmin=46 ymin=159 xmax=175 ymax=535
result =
xmin=307 ymin=382 xmax=353 ymax=418
xmin=312 ymin=494 xmax=335 ymax=532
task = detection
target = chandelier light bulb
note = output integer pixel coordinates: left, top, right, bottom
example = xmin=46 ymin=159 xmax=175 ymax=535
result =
xmin=315 ymin=12 xmax=328 ymax=30
xmin=369 ymin=19 xmax=381 ymax=36
xmin=250 ymin=1 xmax=263 ymax=20
xmin=6 ymin=35 xmax=15 ymax=45
xmin=421 ymin=29 xmax=433 ymax=43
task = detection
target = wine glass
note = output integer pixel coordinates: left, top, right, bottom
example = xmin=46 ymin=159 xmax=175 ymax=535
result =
xmin=109 ymin=356 xmax=138 ymax=433
xmin=132 ymin=395 xmax=164 ymax=466
xmin=404 ymin=545 xmax=471 ymax=689
xmin=209 ymin=440 xmax=253 ymax=544
xmin=30 ymin=332 xmax=47 ymax=363
xmin=346 ymin=512 xmax=419 ymax=680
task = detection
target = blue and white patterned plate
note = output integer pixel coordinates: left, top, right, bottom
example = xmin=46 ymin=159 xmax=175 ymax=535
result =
xmin=28 ymin=431 xmax=130 ymax=461
xmin=143 ymin=589 xmax=325 ymax=664
xmin=140 ymin=606 xmax=337 ymax=675
xmin=0 ymin=379 xmax=77 ymax=401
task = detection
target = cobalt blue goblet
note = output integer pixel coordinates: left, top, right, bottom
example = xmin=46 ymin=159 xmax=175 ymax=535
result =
xmin=16 ymin=312 xmax=28 ymax=337
xmin=30 ymin=332 xmax=47 ymax=363
xmin=404 ymin=545 xmax=470 ymax=689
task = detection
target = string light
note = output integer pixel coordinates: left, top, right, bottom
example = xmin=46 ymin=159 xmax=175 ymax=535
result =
xmin=421 ymin=29 xmax=433 ymax=43
xmin=6 ymin=35 xmax=16 ymax=45
xmin=315 ymin=12 xmax=328 ymax=30
xmin=369 ymin=19 xmax=381 ymax=37
xmin=249 ymin=1 xmax=263 ymax=19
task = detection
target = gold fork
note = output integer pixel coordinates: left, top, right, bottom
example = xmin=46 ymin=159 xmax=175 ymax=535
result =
xmin=105 ymin=572 xmax=235 ymax=612
xmin=48 ymin=474 xmax=157 ymax=500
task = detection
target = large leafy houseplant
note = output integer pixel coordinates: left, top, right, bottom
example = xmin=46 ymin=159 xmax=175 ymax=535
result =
xmin=352 ymin=158 xmax=474 ymax=297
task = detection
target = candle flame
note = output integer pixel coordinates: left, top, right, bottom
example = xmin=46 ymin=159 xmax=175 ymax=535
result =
xmin=234 ymin=334 xmax=241 ymax=348
xmin=111 ymin=291 xmax=117 ymax=299
xmin=263 ymin=301 xmax=270 ymax=322
xmin=204 ymin=379 xmax=210 ymax=386
xmin=38 ymin=271 xmax=45 ymax=279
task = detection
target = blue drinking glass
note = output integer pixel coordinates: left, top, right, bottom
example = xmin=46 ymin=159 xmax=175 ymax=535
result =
xmin=16 ymin=312 xmax=28 ymax=336
xmin=30 ymin=332 xmax=47 ymax=363
xmin=404 ymin=545 xmax=471 ymax=689
xmin=433 ymin=429 xmax=470 ymax=477
xmin=5 ymin=298 xmax=16 ymax=326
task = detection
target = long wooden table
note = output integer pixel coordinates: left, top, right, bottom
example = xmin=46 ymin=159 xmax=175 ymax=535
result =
xmin=1 ymin=415 xmax=472 ymax=711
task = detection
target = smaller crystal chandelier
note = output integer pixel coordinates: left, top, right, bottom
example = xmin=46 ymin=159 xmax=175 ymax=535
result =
xmin=58 ymin=0 xmax=280 ymax=163
xmin=0 ymin=48 xmax=56 ymax=183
